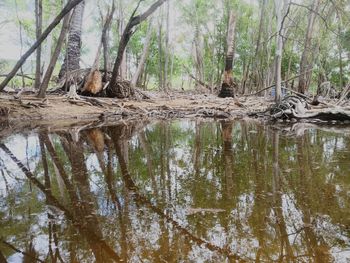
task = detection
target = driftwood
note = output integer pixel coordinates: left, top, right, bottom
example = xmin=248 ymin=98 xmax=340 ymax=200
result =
xmin=268 ymin=95 xmax=350 ymax=122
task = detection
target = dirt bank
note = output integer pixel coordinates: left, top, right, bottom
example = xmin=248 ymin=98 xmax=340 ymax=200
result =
xmin=0 ymin=92 xmax=269 ymax=123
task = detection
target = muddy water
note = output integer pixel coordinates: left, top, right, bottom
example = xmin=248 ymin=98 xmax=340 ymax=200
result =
xmin=0 ymin=120 xmax=349 ymax=262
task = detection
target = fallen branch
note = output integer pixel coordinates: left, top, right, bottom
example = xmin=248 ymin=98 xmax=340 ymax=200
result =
xmin=245 ymin=69 xmax=313 ymax=96
xmin=184 ymin=66 xmax=212 ymax=91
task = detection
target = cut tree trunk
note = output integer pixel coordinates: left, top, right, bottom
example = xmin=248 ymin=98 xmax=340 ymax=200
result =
xmin=219 ymin=11 xmax=236 ymax=98
xmin=81 ymin=42 xmax=103 ymax=95
xmin=108 ymin=0 xmax=167 ymax=99
xmin=58 ymin=0 xmax=85 ymax=80
xmin=0 ymin=0 xmax=84 ymax=92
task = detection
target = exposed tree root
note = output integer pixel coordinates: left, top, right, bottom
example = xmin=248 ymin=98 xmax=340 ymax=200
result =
xmin=264 ymin=95 xmax=350 ymax=122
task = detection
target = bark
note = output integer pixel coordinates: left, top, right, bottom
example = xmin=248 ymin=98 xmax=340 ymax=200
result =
xmin=218 ymin=11 xmax=236 ymax=98
xmin=34 ymin=0 xmax=43 ymax=90
xmin=58 ymin=1 xmax=85 ymax=79
xmin=0 ymin=0 xmax=84 ymax=92
xmin=131 ymin=19 xmax=153 ymax=88
xmin=37 ymin=14 xmax=71 ymax=98
xmin=298 ymin=0 xmax=321 ymax=94
xmin=108 ymin=0 xmax=167 ymax=98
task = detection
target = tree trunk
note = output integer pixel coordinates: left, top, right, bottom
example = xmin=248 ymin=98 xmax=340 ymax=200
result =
xmin=34 ymin=0 xmax=43 ymax=90
xmin=218 ymin=11 xmax=236 ymax=98
xmin=0 ymin=0 xmax=84 ymax=92
xmin=118 ymin=1 xmax=127 ymax=79
xmin=37 ymin=14 xmax=71 ymax=98
xmin=158 ymin=13 xmax=164 ymax=90
xmin=298 ymin=0 xmax=320 ymax=94
xmin=131 ymin=19 xmax=153 ymax=88
xmin=164 ymin=0 xmax=170 ymax=91
xmin=58 ymin=0 xmax=85 ymax=79
xmin=102 ymin=1 xmax=116 ymax=82
xmin=108 ymin=0 xmax=167 ymax=98
xmin=274 ymin=0 xmax=290 ymax=102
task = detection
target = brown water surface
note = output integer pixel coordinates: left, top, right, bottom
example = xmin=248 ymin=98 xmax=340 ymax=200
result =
xmin=0 ymin=120 xmax=349 ymax=262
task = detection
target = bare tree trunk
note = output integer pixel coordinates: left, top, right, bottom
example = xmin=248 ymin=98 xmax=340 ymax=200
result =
xmin=255 ymin=0 xmax=267 ymax=57
xmin=274 ymin=0 xmax=290 ymax=102
xmin=37 ymin=14 xmax=71 ymax=98
xmin=108 ymin=0 xmax=167 ymax=98
xmin=164 ymin=0 xmax=170 ymax=91
xmin=58 ymin=0 xmax=85 ymax=79
xmin=131 ymin=19 xmax=153 ymax=88
xmin=0 ymin=0 xmax=84 ymax=92
xmin=274 ymin=1 xmax=283 ymax=102
xmin=337 ymin=19 xmax=344 ymax=89
xmin=118 ymin=0 xmax=127 ymax=79
xmin=218 ymin=11 xmax=236 ymax=98
xmin=298 ymin=0 xmax=320 ymax=94
xmin=102 ymin=1 xmax=115 ymax=82
xmin=158 ymin=12 xmax=164 ymax=90
xmin=34 ymin=0 xmax=43 ymax=90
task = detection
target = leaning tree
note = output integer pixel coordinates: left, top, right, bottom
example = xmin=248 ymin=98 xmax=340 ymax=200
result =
xmin=107 ymin=0 xmax=167 ymax=98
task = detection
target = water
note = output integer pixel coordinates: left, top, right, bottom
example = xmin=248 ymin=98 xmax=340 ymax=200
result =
xmin=0 ymin=120 xmax=349 ymax=262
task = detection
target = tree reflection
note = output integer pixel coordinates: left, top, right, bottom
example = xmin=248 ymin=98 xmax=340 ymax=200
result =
xmin=0 ymin=120 xmax=349 ymax=262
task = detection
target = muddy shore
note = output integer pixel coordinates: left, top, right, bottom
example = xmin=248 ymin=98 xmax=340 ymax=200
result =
xmin=0 ymin=92 xmax=269 ymax=122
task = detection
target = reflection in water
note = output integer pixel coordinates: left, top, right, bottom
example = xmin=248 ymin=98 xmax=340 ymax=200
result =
xmin=0 ymin=120 xmax=350 ymax=262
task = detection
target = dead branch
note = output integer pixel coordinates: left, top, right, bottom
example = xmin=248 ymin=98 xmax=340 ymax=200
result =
xmin=245 ymin=69 xmax=313 ymax=96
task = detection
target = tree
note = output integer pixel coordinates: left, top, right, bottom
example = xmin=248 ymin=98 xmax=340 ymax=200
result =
xmin=108 ymin=0 xmax=167 ymax=98
xmin=218 ymin=10 xmax=237 ymax=98
xmin=274 ymin=0 xmax=290 ymax=102
xmin=298 ymin=0 xmax=321 ymax=94
xmin=0 ymin=0 xmax=84 ymax=92
xmin=58 ymin=0 xmax=85 ymax=80
xmin=131 ymin=19 xmax=154 ymax=88
xmin=37 ymin=13 xmax=71 ymax=98
xmin=34 ymin=0 xmax=42 ymax=90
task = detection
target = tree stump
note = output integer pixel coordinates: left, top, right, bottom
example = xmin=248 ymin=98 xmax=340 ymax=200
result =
xmin=218 ymin=82 xmax=236 ymax=98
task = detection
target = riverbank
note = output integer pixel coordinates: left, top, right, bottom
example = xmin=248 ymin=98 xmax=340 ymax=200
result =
xmin=0 ymin=92 xmax=269 ymax=122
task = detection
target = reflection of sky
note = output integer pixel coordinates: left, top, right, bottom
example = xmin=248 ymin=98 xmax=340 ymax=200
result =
xmin=0 ymin=134 xmax=39 ymax=195
xmin=1 ymin=121 xmax=350 ymax=262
